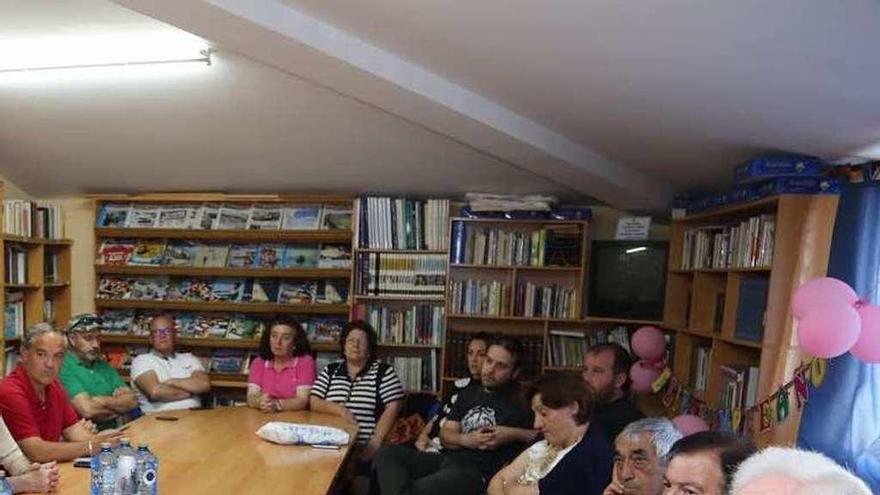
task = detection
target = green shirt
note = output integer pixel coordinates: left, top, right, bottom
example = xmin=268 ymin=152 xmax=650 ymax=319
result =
xmin=59 ymin=351 xmax=127 ymax=430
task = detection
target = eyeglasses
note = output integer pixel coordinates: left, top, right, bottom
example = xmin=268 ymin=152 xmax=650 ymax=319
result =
xmin=153 ymin=327 xmax=175 ymax=336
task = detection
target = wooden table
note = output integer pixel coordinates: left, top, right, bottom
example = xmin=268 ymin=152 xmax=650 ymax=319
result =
xmin=58 ymin=408 xmax=356 ymax=494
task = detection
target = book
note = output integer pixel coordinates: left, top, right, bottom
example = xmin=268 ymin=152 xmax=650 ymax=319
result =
xmin=282 ymin=205 xmax=321 ymax=230
xmin=216 ymin=204 xmax=251 ymax=230
xmin=277 ymin=281 xmax=317 ymax=304
xmin=130 ymin=277 xmax=168 ymax=300
xmin=4 ymin=292 xmax=24 ymax=339
xmin=211 ymin=278 xmax=246 ymax=302
xmin=255 ymin=244 xmax=284 ymax=269
xmin=734 ymin=277 xmax=769 ymax=342
xmin=128 ymin=240 xmax=166 ymax=266
xmin=97 ymin=276 xmax=133 ymax=299
xmin=127 ymin=205 xmax=162 ymax=229
xmin=197 ymin=203 xmax=221 ymax=230
xmin=96 ymin=239 xmax=135 ymax=266
xmin=318 ymin=244 xmax=351 ymax=268
xmin=96 ymin=203 xmax=131 ymax=228
xmin=156 ymin=205 xmax=191 ymax=229
xmin=193 ymin=244 xmax=229 ymax=268
xmin=281 ymin=245 xmax=319 ymax=268
xmin=320 ymin=207 xmax=353 ymax=230
xmin=246 ymin=204 xmax=283 ymax=230
xmin=162 ymin=240 xmax=198 ymax=267
xmin=227 ymin=244 xmax=259 ymax=268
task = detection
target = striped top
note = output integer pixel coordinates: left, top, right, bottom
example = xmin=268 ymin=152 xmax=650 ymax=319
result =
xmin=311 ymin=360 xmax=404 ymax=445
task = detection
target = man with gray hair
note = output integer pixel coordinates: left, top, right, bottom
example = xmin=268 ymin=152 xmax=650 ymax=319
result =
xmin=731 ymin=446 xmax=871 ymax=495
xmin=603 ymin=417 xmax=682 ymax=495
xmin=0 ymin=323 xmax=123 ymax=462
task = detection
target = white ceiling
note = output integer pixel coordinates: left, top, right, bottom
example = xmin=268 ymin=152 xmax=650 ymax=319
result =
xmin=1 ymin=0 xmax=879 ymax=209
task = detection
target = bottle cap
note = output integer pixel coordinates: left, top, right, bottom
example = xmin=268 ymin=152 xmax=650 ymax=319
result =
xmin=100 ymin=442 xmax=112 ymax=449
xmin=121 ymin=437 xmax=131 ymax=444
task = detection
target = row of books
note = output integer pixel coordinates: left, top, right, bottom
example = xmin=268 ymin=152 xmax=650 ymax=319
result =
xmin=357 ymin=197 xmax=450 ymax=250
xmin=382 ymin=354 xmax=438 ymax=392
xmin=692 ymin=346 xmax=712 ymax=392
xmin=352 ymin=303 xmax=445 ymax=346
xmin=3 ymin=200 xmax=63 ymax=239
xmin=100 ymin=309 xmax=346 ymax=343
xmin=354 ymin=253 xmax=446 ymax=298
xmin=447 ymin=279 xmax=510 ymax=317
xmin=718 ymin=364 xmax=760 ymax=410
xmin=97 ymin=239 xmax=351 ymax=269
xmin=680 ymin=214 xmax=776 ymax=270
xmin=546 ymin=326 xmax=633 ymax=367
xmin=3 ymin=293 xmax=23 ymax=339
xmin=96 ymin=276 xmax=349 ymax=305
xmin=4 ymin=246 xmax=27 ymax=284
xmin=513 ymin=283 xmax=577 ymax=319
xmin=449 ymin=223 xmax=582 ymax=267
xmin=96 ymin=202 xmax=353 ymax=231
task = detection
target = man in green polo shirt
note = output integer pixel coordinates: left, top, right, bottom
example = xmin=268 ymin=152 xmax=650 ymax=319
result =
xmin=59 ymin=313 xmax=139 ymax=430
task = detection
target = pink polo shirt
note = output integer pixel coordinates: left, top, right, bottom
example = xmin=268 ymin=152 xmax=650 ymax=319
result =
xmin=247 ymin=355 xmax=316 ymax=399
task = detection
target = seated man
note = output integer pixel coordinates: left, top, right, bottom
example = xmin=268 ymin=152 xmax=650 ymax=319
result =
xmin=603 ymin=417 xmax=682 ymax=495
xmin=583 ymin=343 xmax=644 ymax=443
xmin=415 ymin=332 xmax=489 ymax=452
xmin=0 ymin=323 xmax=123 ymax=462
xmin=59 ymin=313 xmax=139 ymax=430
xmin=662 ymin=430 xmax=756 ymax=495
xmin=131 ymin=315 xmax=211 ymax=413
xmin=375 ymin=337 xmax=536 ymax=495
xmin=731 ymin=446 xmax=871 ymax=495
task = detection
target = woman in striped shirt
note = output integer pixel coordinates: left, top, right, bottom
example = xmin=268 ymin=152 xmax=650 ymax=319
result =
xmin=310 ymin=320 xmax=404 ymax=495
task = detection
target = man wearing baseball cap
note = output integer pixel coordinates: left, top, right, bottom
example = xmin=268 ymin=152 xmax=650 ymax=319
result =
xmin=59 ymin=314 xmax=138 ymax=430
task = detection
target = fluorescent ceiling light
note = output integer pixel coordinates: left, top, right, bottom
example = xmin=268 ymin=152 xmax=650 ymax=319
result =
xmin=0 ymin=32 xmax=212 ymax=73
xmin=625 ymin=246 xmax=647 ymax=254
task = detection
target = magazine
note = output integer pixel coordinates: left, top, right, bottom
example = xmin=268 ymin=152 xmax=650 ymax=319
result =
xmin=317 ymin=244 xmax=351 ymax=268
xmin=96 ymin=239 xmax=135 ymax=266
xmin=256 ymin=244 xmax=284 ymax=269
xmin=100 ymin=309 xmax=134 ymax=334
xmin=227 ymin=245 xmax=259 ymax=268
xmin=307 ymin=318 xmax=346 ymax=343
xmin=175 ymin=312 xmax=200 ymax=337
xmin=243 ymin=279 xmax=280 ymax=303
xmin=197 ymin=203 xmax=221 ymax=230
xmin=211 ymin=278 xmax=246 ymax=302
xmin=216 ymin=204 xmax=251 ymax=230
xmin=193 ymin=244 xmax=229 ymax=267
xmin=127 ymin=205 xmax=162 ymax=229
xmin=316 ymin=280 xmax=348 ymax=304
xmin=247 ymin=204 xmax=283 ymax=230
xmin=320 ymin=207 xmax=353 ymax=230
xmin=96 ymin=203 xmax=131 ymax=228
xmin=128 ymin=240 xmax=166 ymax=266
xmin=227 ymin=315 xmax=264 ymax=340
xmin=168 ymin=278 xmax=214 ymax=302
xmin=156 ymin=205 xmax=190 ymax=229
xmin=162 ymin=240 xmax=198 ymax=267
xmin=281 ymin=245 xmax=319 ymax=268
xmin=195 ymin=313 xmax=229 ymax=338
xmin=96 ymin=276 xmax=133 ymax=299
xmin=281 ymin=205 xmax=321 ymax=230
xmin=277 ymin=281 xmax=317 ymax=304
xmin=130 ymin=277 xmax=168 ymax=300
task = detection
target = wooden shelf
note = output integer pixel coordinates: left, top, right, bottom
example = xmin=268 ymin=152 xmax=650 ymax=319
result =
xmin=678 ymin=196 xmax=779 ymax=222
xmin=95 ymin=265 xmax=351 ymax=279
xmin=94 ymin=299 xmax=350 ymax=315
xmin=669 ymin=267 xmax=772 ymax=274
xmin=449 ymin=217 xmax=588 ymax=225
xmin=446 ymin=314 xmax=662 ymax=326
xmin=449 ymin=264 xmax=580 ymax=272
xmin=356 ymin=249 xmax=446 ymax=254
xmin=120 ymin=370 xmax=248 ymax=388
xmin=44 ymin=281 xmax=70 ymax=288
xmin=4 ymin=283 xmax=41 ymax=290
xmin=717 ymin=335 xmax=763 ymax=350
xmin=101 ymin=335 xmax=261 ymax=349
xmin=2 ymin=234 xmax=73 ymax=245
xmin=89 ymin=193 xmax=352 ymax=205
xmin=95 ymin=228 xmax=352 ymax=243
xmin=353 ymin=295 xmax=445 ymax=302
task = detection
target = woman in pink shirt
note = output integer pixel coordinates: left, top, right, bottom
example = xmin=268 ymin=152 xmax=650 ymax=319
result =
xmin=247 ymin=318 xmax=316 ymax=412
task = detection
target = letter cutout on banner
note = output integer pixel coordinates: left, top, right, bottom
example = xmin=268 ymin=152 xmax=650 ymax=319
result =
xmin=759 ymin=399 xmax=773 ymax=433
xmin=661 ymin=376 xmax=681 ymax=408
xmin=776 ymin=387 xmax=791 ymax=422
xmin=732 ymin=409 xmax=743 ymax=434
xmin=792 ymin=366 xmax=810 ymax=408
xmin=679 ymin=390 xmax=691 ymax=416
xmin=810 ymin=358 xmax=827 ymax=387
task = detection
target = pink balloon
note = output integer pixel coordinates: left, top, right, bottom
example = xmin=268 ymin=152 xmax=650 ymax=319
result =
xmin=629 ymin=361 xmax=661 ymax=394
xmin=631 ymin=326 xmax=667 ymax=362
xmin=851 ymin=304 xmax=880 ymax=363
xmin=792 ymin=277 xmax=858 ymax=319
xmin=672 ymin=414 xmax=709 ymax=436
xmin=797 ymin=304 xmax=861 ymax=358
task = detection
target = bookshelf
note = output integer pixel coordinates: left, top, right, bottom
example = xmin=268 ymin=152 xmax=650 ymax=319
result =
xmin=91 ymin=193 xmax=355 ymax=390
xmin=0 ymin=186 xmax=72 ymax=370
xmin=663 ymin=194 xmax=839 ymax=445
xmin=350 ymin=196 xmax=452 ymax=395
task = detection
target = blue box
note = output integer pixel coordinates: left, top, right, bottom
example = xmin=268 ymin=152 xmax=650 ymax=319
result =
xmin=754 ymin=176 xmax=842 ymax=197
xmin=734 ymin=154 xmax=827 ymax=184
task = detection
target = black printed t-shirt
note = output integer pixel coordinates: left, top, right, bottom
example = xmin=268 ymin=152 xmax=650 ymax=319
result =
xmin=444 ymin=384 xmax=534 ymax=477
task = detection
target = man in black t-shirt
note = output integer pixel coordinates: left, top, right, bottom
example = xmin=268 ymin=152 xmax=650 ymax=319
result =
xmin=583 ymin=343 xmax=644 ymax=443
xmin=375 ymin=337 xmax=536 ymax=495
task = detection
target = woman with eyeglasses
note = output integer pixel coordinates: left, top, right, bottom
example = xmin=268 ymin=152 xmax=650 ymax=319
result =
xmin=488 ymin=372 xmax=613 ymax=495
xmin=310 ymin=320 xmax=404 ymax=495
xmin=246 ymin=318 xmax=315 ymax=412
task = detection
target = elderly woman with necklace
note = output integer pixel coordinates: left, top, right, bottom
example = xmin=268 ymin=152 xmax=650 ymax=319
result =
xmin=488 ymin=372 xmax=613 ymax=495
xmin=247 ymin=318 xmax=316 ymax=412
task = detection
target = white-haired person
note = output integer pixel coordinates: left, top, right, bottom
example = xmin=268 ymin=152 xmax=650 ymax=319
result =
xmin=731 ymin=446 xmax=871 ymax=495
xmin=603 ymin=417 xmax=682 ymax=495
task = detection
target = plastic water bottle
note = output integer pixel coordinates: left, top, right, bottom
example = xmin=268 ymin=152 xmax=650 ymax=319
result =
xmin=93 ymin=442 xmax=116 ymax=495
xmin=136 ymin=444 xmax=158 ymax=495
xmin=0 ymin=471 xmax=13 ymax=495
xmin=114 ymin=438 xmax=137 ymax=495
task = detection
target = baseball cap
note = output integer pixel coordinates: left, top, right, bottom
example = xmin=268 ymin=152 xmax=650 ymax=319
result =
xmin=66 ymin=313 xmax=103 ymax=334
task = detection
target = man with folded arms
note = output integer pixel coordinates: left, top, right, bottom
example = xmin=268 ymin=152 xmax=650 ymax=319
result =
xmin=131 ymin=315 xmax=211 ymax=413
xmin=60 ymin=313 xmax=139 ymax=430
xmin=0 ymin=323 xmax=123 ymax=462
